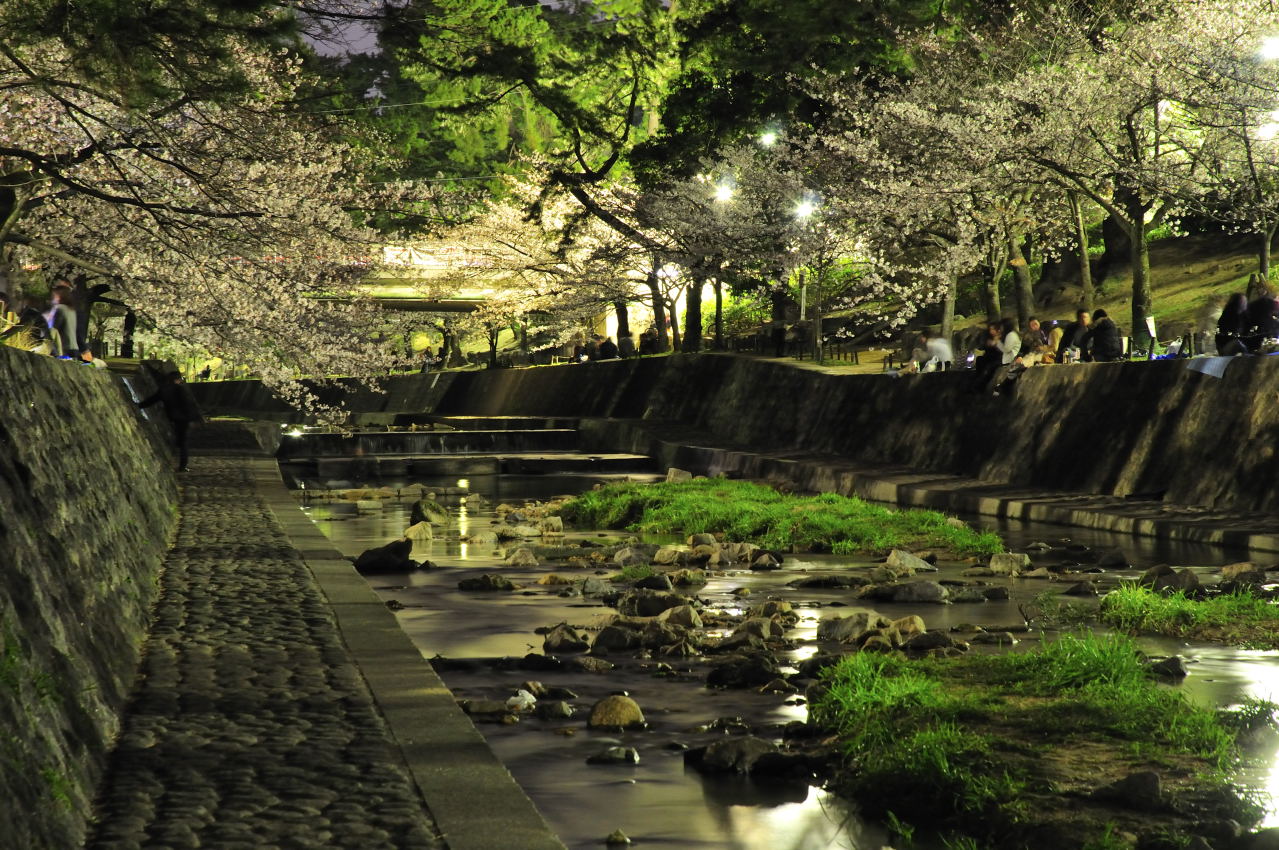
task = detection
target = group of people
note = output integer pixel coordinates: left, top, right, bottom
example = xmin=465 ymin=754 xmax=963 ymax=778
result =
xmin=0 ymin=280 xmax=122 ymax=368
xmin=1214 ymin=288 xmax=1279 ymax=355
xmin=572 ymin=328 xmax=664 ymax=362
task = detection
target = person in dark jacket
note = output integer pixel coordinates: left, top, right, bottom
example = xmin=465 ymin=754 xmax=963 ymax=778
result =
xmin=138 ymin=372 xmax=203 ymax=471
xmin=597 ymin=336 xmax=619 ymax=359
xmin=1243 ymin=290 xmax=1279 ymax=352
xmin=1079 ymin=309 xmax=1124 ymax=362
xmin=1216 ymin=292 xmax=1249 ymax=355
xmin=1055 ymin=308 xmax=1092 ymax=362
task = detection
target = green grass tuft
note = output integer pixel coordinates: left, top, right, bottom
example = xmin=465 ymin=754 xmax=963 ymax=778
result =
xmin=1099 ymin=585 xmax=1279 ymax=648
xmin=556 ymin=479 xmax=1002 ymax=556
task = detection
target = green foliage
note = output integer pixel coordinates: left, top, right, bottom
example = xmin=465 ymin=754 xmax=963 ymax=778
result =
xmin=612 ymin=564 xmax=657 ymax=582
xmin=1099 ymin=586 xmax=1279 ymax=647
xmin=702 ymin=291 xmax=771 ymax=336
xmin=811 ymin=633 xmax=1242 ymax=833
xmin=1081 ymin=824 xmax=1131 ymax=850
xmin=556 ymin=479 xmax=1003 ymax=556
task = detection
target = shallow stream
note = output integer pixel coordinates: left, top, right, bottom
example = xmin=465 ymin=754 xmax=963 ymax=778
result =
xmin=297 ymin=472 xmax=1279 ymax=849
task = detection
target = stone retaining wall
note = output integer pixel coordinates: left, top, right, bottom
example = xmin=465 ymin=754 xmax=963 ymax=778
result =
xmin=427 ymin=354 xmax=1279 ymax=513
xmin=0 ymin=347 xmax=177 ymax=849
xmin=191 ymin=353 xmax=1279 ymax=513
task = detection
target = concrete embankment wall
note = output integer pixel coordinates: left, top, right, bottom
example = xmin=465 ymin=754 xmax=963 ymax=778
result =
xmin=422 ymin=354 xmax=1279 ymax=514
xmin=188 ymin=371 xmax=458 ymax=422
xmin=190 ymin=353 xmax=1279 ymax=513
xmin=0 ymin=347 xmax=177 ymax=849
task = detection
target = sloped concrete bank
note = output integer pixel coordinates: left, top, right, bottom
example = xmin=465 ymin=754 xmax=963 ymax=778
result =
xmin=0 ymin=347 xmax=176 ymax=849
xmin=421 ymin=354 xmax=1279 ymax=514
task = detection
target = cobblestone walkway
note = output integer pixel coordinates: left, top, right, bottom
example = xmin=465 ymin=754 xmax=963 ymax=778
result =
xmin=86 ymin=457 xmax=445 ymax=850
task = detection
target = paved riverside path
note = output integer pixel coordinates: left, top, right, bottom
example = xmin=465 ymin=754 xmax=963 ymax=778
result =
xmin=87 ymin=454 xmax=565 ymax=850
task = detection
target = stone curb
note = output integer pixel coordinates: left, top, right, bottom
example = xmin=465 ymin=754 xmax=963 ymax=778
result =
xmin=242 ymin=458 xmax=566 ymax=850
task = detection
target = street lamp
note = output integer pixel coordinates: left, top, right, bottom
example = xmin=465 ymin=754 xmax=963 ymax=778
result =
xmin=795 ymin=199 xmax=816 ymax=219
xmin=1261 ymin=36 xmax=1279 ymax=61
xmin=759 ymin=131 xmax=778 ymax=147
xmin=714 ymin=183 xmax=734 ymax=203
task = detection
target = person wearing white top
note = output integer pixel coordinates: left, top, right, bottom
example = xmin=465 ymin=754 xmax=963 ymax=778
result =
xmin=997 ymin=318 xmax=1021 ymax=366
xmin=923 ymin=332 xmax=953 ymax=371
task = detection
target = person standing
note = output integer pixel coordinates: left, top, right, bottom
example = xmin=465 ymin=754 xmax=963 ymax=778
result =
xmin=46 ymin=284 xmax=77 ymax=357
xmin=138 ymin=372 xmax=203 ymax=472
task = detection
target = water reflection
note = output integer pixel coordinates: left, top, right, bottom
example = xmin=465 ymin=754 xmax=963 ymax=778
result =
xmin=301 ymin=474 xmax=1279 ymax=846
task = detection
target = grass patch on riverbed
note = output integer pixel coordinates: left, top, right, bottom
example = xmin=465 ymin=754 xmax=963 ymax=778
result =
xmin=557 ymin=479 xmax=1002 ymax=556
xmin=1100 ymin=585 xmax=1279 ymax=648
xmin=810 ymin=633 xmax=1258 ymax=846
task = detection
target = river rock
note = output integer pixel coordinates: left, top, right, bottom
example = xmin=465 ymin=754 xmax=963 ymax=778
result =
xmin=535 ymin=700 xmax=575 ymax=720
xmin=460 ymin=699 xmax=511 ymax=718
xmin=1093 ymin=770 xmax=1163 ymax=811
xmin=1062 ymin=581 xmax=1098 ymax=597
xmin=982 ymin=586 xmax=1010 ymax=601
xmin=658 ymin=604 xmax=703 ymax=629
xmin=889 ymin=615 xmax=926 ymax=638
xmin=404 ymin=521 xmax=434 ymax=541
xmin=970 ymin=631 xmax=1017 ymax=645
xmin=354 ymin=539 xmax=415 ymax=574
xmin=1025 ymin=541 xmax=1053 ymax=552
xmin=1148 ymin=656 xmax=1189 ymax=678
xmin=617 ymin=590 xmax=686 ymax=617
xmin=588 ymin=695 xmax=645 ymax=729
xmin=687 ymin=736 xmax=778 ymax=774
xmin=788 ymin=575 xmax=865 ymax=589
xmin=568 ymin=655 xmax=614 ymax=674
xmin=817 ymin=611 xmax=889 ymax=643
xmin=1154 ymin=568 xmax=1202 ymax=594
xmin=587 ymin=746 xmax=640 ymax=765
xmin=581 ymin=576 xmax=612 ymax=597
xmin=465 ymin=530 xmax=498 ymax=546
xmin=605 ymin=829 xmax=631 ymax=846
xmin=670 ymin=568 xmax=707 ymax=586
xmin=653 ymin=547 xmax=686 ymax=566
xmin=891 ymin=581 xmax=949 ymax=604
xmin=540 ymin=516 xmax=564 ymax=535
xmin=457 ymin=574 xmax=516 ymax=591
xmin=751 ymin=553 xmax=781 ymax=571
xmin=734 ymin=617 xmax=784 ymax=640
xmin=947 ymin=587 xmax=988 ymax=604
xmin=543 ymin=623 xmax=590 ymax=654
xmin=1221 ymin=561 xmax=1259 ymax=580
xmin=748 ymin=600 xmax=793 ymax=619
xmin=902 ymin=630 xmax=959 ymax=651
xmin=988 ymin=553 xmax=1030 ymax=575
xmin=1096 ymin=547 xmax=1130 ymax=568
xmin=505 ymin=548 xmax=539 ymax=567
xmin=1022 ymin=567 xmax=1053 ymax=578
xmin=666 ymin=468 xmax=693 ymax=483
xmin=885 ymin=549 xmax=930 ymax=576
xmin=536 ymin=574 xmax=574 ymax=586
xmin=592 ymin=625 xmax=642 ymax=654
xmin=706 ymin=653 xmax=781 ymax=688
xmin=410 ymin=498 xmax=450 ymax=526
xmin=614 ymin=547 xmax=650 ymax=568
xmin=687 ymin=533 xmax=717 ymax=547
xmin=634 ymin=574 xmax=673 ymax=591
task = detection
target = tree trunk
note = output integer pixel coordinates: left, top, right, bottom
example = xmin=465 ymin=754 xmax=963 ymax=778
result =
xmin=645 ymin=265 xmax=669 ymax=352
xmin=614 ymin=300 xmax=630 ymax=338
xmin=941 ymin=274 xmax=957 ymax=345
xmin=1131 ymin=228 xmax=1153 ymax=347
xmin=667 ymin=297 xmax=681 ymax=351
xmin=121 ymin=309 xmax=137 ymax=358
xmin=1069 ymin=193 xmax=1095 ymax=311
xmin=810 ymin=272 xmax=823 ymax=362
xmin=682 ymin=279 xmax=703 ymax=352
xmin=713 ymin=279 xmax=724 ymax=350
xmin=1099 ymin=212 xmax=1130 ymax=283
xmin=980 ymin=268 xmax=1002 ymax=322
xmin=488 ymin=328 xmax=499 ymax=368
xmin=1009 ymin=234 xmax=1033 ymax=330
xmin=1261 ymin=225 xmax=1274 ymax=281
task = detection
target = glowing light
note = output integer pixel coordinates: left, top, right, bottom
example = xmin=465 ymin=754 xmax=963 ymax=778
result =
xmin=1261 ymin=36 xmax=1279 ymax=60
xmin=1257 ymin=110 xmax=1279 ymax=142
xmin=795 ymin=200 xmax=816 ymax=219
xmin=288 ymin=428 xmax=304 ymax=437
xmin=759 ymin=131 xmax=777 ymax=146
xmin=456 ymin=478 xmax=469 ymax=489
xmin=714 ymin=183 xmax=734 ymax=203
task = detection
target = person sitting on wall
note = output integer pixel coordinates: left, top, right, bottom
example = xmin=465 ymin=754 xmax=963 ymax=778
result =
xmin=137 ymin=372 xmax=204 ymax=472
xmin=1079 ymin=309 xmax=1124 ymax=362
xmin=1243 ymin=287 xmax=1279 ymax=352
xmin=79 ymin=346 xmax=108 ymax=368
xmin=597 ymin=336 xmax=619 ymax=359
xmin=1216 ymin=292 xmax=1249 ymax=356
xmin=970 ymin=322 xmax=1003 ymax=391
xmin=1055 ymin=308 xmax=1092 ymax=363
xmin=1020 ymin=317 xmax=1049 ymax=356
xmin=617 ymin=333 xmax=635 ymax=358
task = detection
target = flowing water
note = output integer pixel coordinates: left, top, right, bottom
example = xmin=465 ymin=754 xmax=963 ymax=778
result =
xmin=292 ymin=469 xmax=1279 ymax=848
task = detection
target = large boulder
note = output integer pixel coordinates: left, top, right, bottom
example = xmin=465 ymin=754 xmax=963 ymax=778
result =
xmin=817 ymin=610 xmax=889 ymax=643
xmin=658 ymin=605 xmax=703 ymax=629
xmin=890 ymin=581 xmax=949 ymax=604
xmin=543 ymin=624 xmax=590 ymax=654
xmin=666 ymin=468 xmax=694 ymax=483
xmin=617 ymin=590 xmax=687 ymax=617
xmin=885 ymin=549 xmax=930 ymax=577
xmin=588 ymin=695 xmax=645 ymax=729
xmin=540 ymin=516 xmax=564 ymax=535
xmin=613 ymin=547 xmax=651 ymax=568
xmin=634 ymin=574 xmax=674 ymax=591
xmin=354 ymin=538 xmax=415 ymax=574
xmin=706 ymin=653 xmax=781 ymax=689
xmin=581 ymin=576 xmax=613 ymax=597
xmin=687 ymin=737 xmax=778 ymax=775
xmin=410 ymin=498 xmax=450 ymax=526
xmin=591 ymin=625 xmax=642 ymax=654
xmin=652 ymin=547 xmax=686 ymax=566
xmin=988 ymin=553 xmax=1030 ymax=576
xmin=404 ymin=521 xmax=434 ymax=541
xmin=506 ymin=548 xmax=539 ymax=567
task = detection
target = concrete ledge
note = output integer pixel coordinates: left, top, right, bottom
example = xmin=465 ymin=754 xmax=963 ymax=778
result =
xmin=246 ymin=459 xmax=566 ymax=850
